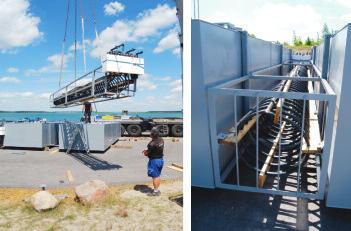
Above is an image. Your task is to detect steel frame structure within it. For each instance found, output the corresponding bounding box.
[50,65,137,108]
[208,63,336,199]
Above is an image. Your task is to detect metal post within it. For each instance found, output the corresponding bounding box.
[241,31,249,113]
[91,70,95,96]
[234,95,240,185]
[297,99,306,193]
[65,86,68,104]
[322,35,331,80]
[277,95,283,190]
[255,96,259,188]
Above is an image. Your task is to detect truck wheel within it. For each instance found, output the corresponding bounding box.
[127,124,142,136]
[121,125,126,136]
[155,125,169,137]
[171,124,183,137]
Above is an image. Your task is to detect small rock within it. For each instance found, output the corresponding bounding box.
[75,180,109,205]
[29,191,59,212]
[115,205,128,217]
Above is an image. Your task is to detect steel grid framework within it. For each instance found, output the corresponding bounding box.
[208,63,336,199]
[50,66,137,108]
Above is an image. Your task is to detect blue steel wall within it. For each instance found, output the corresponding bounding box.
[191,20,242,188]
[191,20,292,188]
[325,24,351,209]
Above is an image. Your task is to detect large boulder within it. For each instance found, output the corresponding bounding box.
[29,191,59,212]
[75,180,109,205]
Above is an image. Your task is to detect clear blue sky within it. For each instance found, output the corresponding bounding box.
[0,0,181,112]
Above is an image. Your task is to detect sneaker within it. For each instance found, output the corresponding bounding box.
[148,190,161,196]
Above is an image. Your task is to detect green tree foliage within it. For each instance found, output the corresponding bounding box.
[322,23,330,39]
[287,23,332,49]
[305,37,312,46]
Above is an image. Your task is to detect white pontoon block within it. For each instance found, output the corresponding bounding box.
[4,122,59,148]
[59,122,121,152]
[102,54,144,75]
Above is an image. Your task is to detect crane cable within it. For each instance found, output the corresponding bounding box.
[89,0,102,65]
[79,0,87,73]
[74,0,77,83]
[59,0,70,87]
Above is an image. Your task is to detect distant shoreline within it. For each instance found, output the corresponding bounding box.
[0,110,182,113]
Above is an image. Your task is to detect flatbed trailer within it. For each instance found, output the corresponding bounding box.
[94,115,183,137]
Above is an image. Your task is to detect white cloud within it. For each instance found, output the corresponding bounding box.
[0,91,52,111]
[68,39,92,52]
[7,67,19,73]
[138,74,157,90]
[336,0,351,8]
[172,47,180,55]
[245,3,322,43]
[170,79,182,92]
[25,52,72,76]
[203,2,323,43]
[38,92,51,99]
[0,0,42,51]
[104,1,125,16]
[159,76,172,81]
[91,4,177,57]
[0,91,34,98]
[0,77,21,84]
[154,28,179,54]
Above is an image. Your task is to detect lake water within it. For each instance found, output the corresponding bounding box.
[0,111,182,122]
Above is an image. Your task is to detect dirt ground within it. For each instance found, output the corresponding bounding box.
[0,179,183,231]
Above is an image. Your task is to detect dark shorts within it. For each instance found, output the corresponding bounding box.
[147,158,164,178]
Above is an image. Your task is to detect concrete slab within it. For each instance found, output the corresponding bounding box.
[0,138,182,188]
[192,187,351,231]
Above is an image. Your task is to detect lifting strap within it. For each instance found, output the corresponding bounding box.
[59,0,71,87]
[79,0,87,73]
[89,0,103,65]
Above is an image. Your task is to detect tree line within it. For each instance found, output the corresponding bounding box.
[284,23,332,47]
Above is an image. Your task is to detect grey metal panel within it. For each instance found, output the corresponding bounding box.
[325,24,351,209]
[4,123,59,148]
[315,43,324,72]
[191,20,242,188]
[59,122,120,152]
[282,47,291,62]
[247,37,281,72]
[200,21,242,86]
[247,37,282,93]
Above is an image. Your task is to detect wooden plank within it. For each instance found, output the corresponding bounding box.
[302,139,321,154]
[274,80,292,124]
[273,66,299,124]
[168,165,183,172]
[66,170,74,183]
[219,116,259,144]
[111,144,133,149]
[302,80,322,154]
[259,121,287,188]
[172,163,183,169]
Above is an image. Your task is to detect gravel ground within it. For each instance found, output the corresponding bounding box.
[0,180,183,231]
[0,137,182,188]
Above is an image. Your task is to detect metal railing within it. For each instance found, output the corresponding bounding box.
[208,63,336,199]
[50,65,137,108]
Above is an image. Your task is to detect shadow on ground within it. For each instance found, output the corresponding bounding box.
[68,152,122,170]
[170,194,183,207]
[192,187,351,231]
[133,184,153,193]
